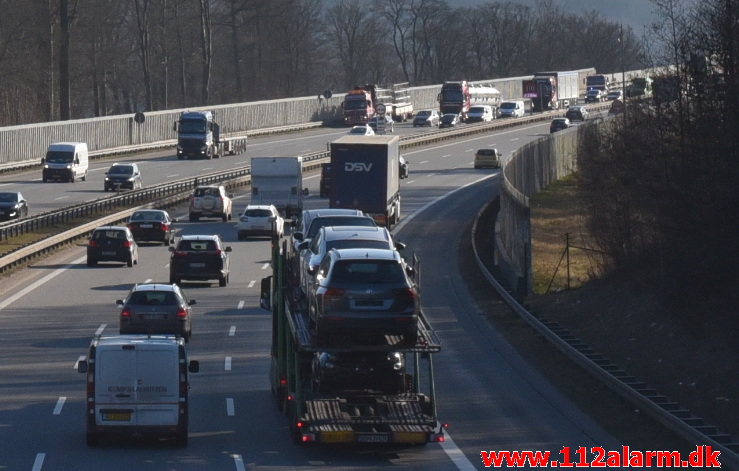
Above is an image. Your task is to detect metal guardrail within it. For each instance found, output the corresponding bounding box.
[471,199,739,469]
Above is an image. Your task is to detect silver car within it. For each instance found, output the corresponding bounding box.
[299,225,404,296]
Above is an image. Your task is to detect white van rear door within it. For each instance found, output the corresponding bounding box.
[134,346,179,426]
[95,347,138,425]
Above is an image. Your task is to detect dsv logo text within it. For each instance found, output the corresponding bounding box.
[344,162,373,172]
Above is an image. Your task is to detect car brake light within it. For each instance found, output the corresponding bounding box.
[121,307,131,318]
[160,223,169,231]
[88,240,97,247]
[122,241,132,247]
[393,288,417,299]
[324,287,346,297]
[176,308,187,318]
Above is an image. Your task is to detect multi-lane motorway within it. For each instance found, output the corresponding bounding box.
[1,119,637,470]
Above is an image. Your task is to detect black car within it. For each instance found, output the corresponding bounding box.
[565,106,589,122]
[312,351,406,394]
[87,226,139,267]
[308,248,419,345]
[550,118,571,133]
[0,191,28,221]
[117,283,195,341]
[127,209,176,245]
[319,163,331,198]
[169,234,231,286]
[104,163,142,191]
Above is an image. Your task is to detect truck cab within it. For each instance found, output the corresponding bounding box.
[174,111,221,159]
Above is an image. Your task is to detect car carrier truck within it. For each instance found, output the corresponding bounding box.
[260,239,445,445]
[329,135,401,229]
[173,110,247,159]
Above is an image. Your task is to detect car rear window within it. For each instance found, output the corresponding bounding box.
[330,260,406,284]
[194,188,219,197]
[178,240,217,251]
[245,209,273,218]
[307,217,375,238]
[327,240,389,251]
[93,230,127,240]
[129,291,177,305]
[477,149,495,156]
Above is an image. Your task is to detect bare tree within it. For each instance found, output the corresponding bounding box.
[197,0,214,105]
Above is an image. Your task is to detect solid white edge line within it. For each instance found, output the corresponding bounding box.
[229,325,236,336]
[225,357,232,371]
[32,453,45,471]
[0,256,86,311]
[53,397,66,415]
[226,398,235,416]
[439,428,478,470]
[232,454,246,471]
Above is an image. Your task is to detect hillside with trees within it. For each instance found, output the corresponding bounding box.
[0,0,645,125]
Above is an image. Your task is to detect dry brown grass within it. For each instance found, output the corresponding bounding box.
[529,175,605,293]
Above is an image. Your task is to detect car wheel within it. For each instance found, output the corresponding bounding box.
[189,214,199,222]
[174,430,188,447]
[219,275,227,287]
[87,258,97,267]
[86,432,100,447]
[170,276,180,285]
[127,257,134,267]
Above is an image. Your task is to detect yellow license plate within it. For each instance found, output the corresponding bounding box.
[320,430,354,443]
[392,431,427,444]
[102,412,131,421]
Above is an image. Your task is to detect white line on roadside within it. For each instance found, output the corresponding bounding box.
[0,256,85,311]
[440,428,478,470]
[166,174,180,178]
[237,301,244,309]
[420,160,429,164]
[247,280,255,288]
[226,398,235,416]
[32,453,45,471]
[261,263,269,269]
[144,278,152,283]
[442,154,451,158]
[225,357,232,371]
[54,196,70,200]
[95,324,106,336]
[53,397,66,415]
[232,454,246,471]
[229,326,236,336]
[74,355,86,369]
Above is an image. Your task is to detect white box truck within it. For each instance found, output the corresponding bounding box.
[77,335,199,447]
[250,156,308,218]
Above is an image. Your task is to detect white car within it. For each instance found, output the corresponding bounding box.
[348,125,375,136]
[237,204,284,240]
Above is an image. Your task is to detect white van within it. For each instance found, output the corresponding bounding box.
[466,105,494,123]
[42,141,89,183]
[498,100,525,118]
[78,335,199,447]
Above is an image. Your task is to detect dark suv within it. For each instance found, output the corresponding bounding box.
[308,248,419,346]
[169,234,232,286]
[104,163,142,191]
[117,283,195,341]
